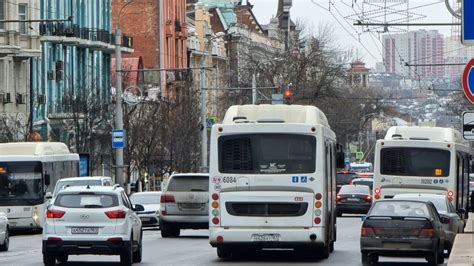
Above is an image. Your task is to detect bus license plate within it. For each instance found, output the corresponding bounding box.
[251,234,280,242]
[71,227,99,234]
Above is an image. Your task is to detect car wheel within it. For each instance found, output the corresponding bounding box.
[120,234,133,266]
[426,250,438,265]
[437,249,444,264]
[43,252,56,266]
[133,230,143,263]
[0,227,9,251]
[57,253,68,264]
[319,243,330,259]
[217,247,231,259]
[171,227,180,238]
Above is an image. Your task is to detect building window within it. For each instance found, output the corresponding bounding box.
[0,0,5,30]
[18,4,28,34]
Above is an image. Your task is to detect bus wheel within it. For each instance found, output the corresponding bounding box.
[329,241,334,253]
[320,243,330,259]
[217,247,231,259]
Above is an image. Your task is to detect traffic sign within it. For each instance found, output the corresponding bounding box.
[462,111,474,140]
[462,0,474,45]
[462,59,474,103]
[112,129,126,149]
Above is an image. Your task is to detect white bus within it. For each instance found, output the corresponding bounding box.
[0,142,79,229]
[209,105,343,259]
[373,126,471,214]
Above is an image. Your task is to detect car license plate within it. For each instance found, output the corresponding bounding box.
[347,198,360,201]
[71,227,99,234]
[140,217,151,222]
[383,242,410,248]
[251,234,280,242]
[180,203,201,209]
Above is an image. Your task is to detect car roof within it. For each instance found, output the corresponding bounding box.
[130,191,162,196]
[171,173,209,178]
[340,184,370,189]
[57,185,122,194]
[57,176,112,182]
[374,199,432,205]
[352,178,373,181]
[393,193,446,200]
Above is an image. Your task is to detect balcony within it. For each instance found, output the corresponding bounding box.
[39,22,134,52]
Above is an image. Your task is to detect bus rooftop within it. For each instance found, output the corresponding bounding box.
[384,126,466,144]
[0,142,73,156]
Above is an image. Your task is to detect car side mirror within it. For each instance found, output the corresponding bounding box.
[440,216,450,224]
[45,174,51,186]
[133,204,145,212]
[457,208,467,216]
[45,192,52,200]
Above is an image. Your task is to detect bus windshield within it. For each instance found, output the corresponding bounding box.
[0,161,44,205]
[380,148,450,177]
[218,134,316,174]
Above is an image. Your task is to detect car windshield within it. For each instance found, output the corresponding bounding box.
[337,172,358,185]
[219,134,316,174]
[130,193,161,205]
[380,147,450,177]
[352,180,373,189]
[394,196,447,212]
[0,161,44,205]
[167,176,209,192]
[370,201,432,218]
[53,180,102,197]
[55,193,118,208]
[339,185,370,194]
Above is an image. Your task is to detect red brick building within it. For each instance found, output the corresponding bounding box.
[112,0,187,95]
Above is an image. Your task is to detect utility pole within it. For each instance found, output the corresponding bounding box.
[252,73,257,104]
[159,0,165,96]
[200,45,208,173]
[115,24,125,188]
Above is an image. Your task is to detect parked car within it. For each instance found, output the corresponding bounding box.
[393,193,465,255]
[350,177,374,190]
[42,185,144,265]
[159,173,209,238]
[336,171,358,193]
[0,211,8,251]
[49,176,113,199]
[336,184,372,217]
[130,191,162,227]
[360,200,447,265]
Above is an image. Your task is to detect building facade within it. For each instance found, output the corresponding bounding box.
[112,0,187,97]
[32,0,132,142]
[0,0,41,141]
[383,30,444,79]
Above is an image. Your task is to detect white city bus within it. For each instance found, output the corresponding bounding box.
[0,142,79,229]
[373,126,471,213]
[209,105,343,259]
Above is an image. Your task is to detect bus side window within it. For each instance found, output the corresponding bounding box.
[43,162,54,192]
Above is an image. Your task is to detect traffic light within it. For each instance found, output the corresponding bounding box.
[283,88,293,104]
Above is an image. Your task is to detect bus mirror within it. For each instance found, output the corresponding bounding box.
[336,152,345,169]
[45,192,52,199]
[45,174,51,186]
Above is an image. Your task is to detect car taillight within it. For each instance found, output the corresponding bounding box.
[46,209,65,219]
[419,228,434,238]
[160,194,175,203]
[374,187,381,199]
[361,227,375,236]
[47,237,62,241]
[364,195,372,202]
[448,190,454,201]
[105,209,126,219]
[336,194,343,201]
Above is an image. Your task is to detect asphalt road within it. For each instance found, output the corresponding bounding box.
[0,216,447,266]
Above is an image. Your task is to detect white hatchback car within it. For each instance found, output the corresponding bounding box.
[130,191,162,227]
[0,211,8,251]
[42,185,144,265]
[160,173,209,237]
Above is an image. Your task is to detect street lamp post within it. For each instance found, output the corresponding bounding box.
[115,1,135,188]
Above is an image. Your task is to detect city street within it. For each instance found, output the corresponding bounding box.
[0,216,446,266]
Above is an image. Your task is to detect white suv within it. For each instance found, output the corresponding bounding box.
[160,173,209,237]
[42,185,144,265]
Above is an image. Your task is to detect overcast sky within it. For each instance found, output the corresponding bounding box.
[252,0,456,68]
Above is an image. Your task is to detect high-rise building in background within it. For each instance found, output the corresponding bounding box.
[383,30,444,79]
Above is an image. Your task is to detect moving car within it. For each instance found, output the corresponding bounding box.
[160,173,209,238]
[350,177,374,189]
[0,211,8,251]
[393,193,465,255]
[42,185,144,265]
[336,185,372,217]
[130,191,162,227]
[50,176,113,199]
[360,200,447,265]
[336,171,358,193]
